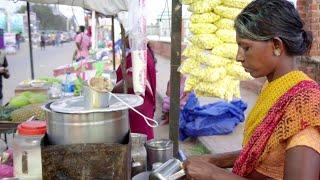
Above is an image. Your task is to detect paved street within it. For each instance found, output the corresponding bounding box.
[3,42,75,103]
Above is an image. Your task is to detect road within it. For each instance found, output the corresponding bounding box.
[3,42,75,103]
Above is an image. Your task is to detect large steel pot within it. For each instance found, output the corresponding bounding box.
[43,95,143,145]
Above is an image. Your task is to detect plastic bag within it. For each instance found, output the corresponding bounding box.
[132,50,147,95]
[215,18,234,30]
[179,92,247,140]
[222,0,252,9]
[189,23,218,35]
[212,43,238,59]
[214,5,242,19]
[190,34,223,50]
[190,13,220,24]
[189,0,221,13]
[216,29,236,43]
[128,0,148,95]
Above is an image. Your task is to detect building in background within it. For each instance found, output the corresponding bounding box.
[296,0,320,83]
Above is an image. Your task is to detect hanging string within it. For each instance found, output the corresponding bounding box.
[108,92,159,128]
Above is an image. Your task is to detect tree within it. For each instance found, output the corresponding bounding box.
[16,5,67,31]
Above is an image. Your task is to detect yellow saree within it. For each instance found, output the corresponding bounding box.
[233,71,320,177]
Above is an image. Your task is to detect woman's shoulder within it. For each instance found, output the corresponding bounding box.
[277,86,320,140]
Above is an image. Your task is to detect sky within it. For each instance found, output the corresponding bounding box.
[0,0,297,26]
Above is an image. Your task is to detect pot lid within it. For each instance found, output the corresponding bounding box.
[50,94,143,114]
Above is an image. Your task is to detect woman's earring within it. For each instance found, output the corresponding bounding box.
[274,49,281,56]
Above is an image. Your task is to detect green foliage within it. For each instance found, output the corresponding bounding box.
[16,5,67,31]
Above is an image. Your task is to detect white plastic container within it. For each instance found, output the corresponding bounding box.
[12,121,46,180]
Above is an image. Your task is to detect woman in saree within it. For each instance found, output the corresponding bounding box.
[113,35,157,140]
[184,0,320,179]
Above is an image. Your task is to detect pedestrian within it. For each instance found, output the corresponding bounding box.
[75,26,91,62]
[112,34,157,140]
[184,0,320,179]
[15,32,21,50]
[55,32,61,47]
[40,32,46,51]
[0,29,10,105]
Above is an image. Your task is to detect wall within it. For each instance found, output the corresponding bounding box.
[297,0,320,83]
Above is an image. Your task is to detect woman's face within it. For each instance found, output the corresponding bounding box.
[236,36,279,78]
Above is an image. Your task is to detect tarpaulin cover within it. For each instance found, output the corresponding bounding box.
[22,0,128,16]
[179,92,247,141]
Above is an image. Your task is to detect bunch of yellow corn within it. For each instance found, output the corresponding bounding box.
[215,18,234,30]
[212,43,238,59]
[188,0,221,13]
[216,29,236,43]
[189,23,218,34]
[222,0,251,9]
[190,13,220,23]
[214,6,242,19]
[190,34,223,49]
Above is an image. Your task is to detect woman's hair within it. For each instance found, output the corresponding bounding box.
[235,0,313,56]
[79,26,85,33]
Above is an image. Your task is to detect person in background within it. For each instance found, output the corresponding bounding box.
[112,34,157,140]
[0,29,10,105]
[75,26,91,62]
[184,0,320,179]
[40,32,46,51]
[55,32,61,47]
[15,32,21,50]
[161,76,190,125]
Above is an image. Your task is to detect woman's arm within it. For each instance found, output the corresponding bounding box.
[112,76,133,93]
[284,146,320,180]
[187,150,241,168]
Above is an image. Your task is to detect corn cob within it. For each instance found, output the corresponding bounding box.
[216,29,236,43]
[190,13,220,24]
[212,43,238,59]
[189,23,218,34]
[190,34,223,50]
[189,0,221,13]
[215,18,234,30]
[214,5,242,19]
[222,0,251,9]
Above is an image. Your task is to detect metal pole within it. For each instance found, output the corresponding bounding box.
[112,16,116,70]
[120,24,127,93]
[91,11,96,50]
[27,2,35,79]
[169,0,182,157]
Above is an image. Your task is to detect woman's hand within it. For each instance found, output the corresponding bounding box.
[187,150,241,168]
[184,158,230,180]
